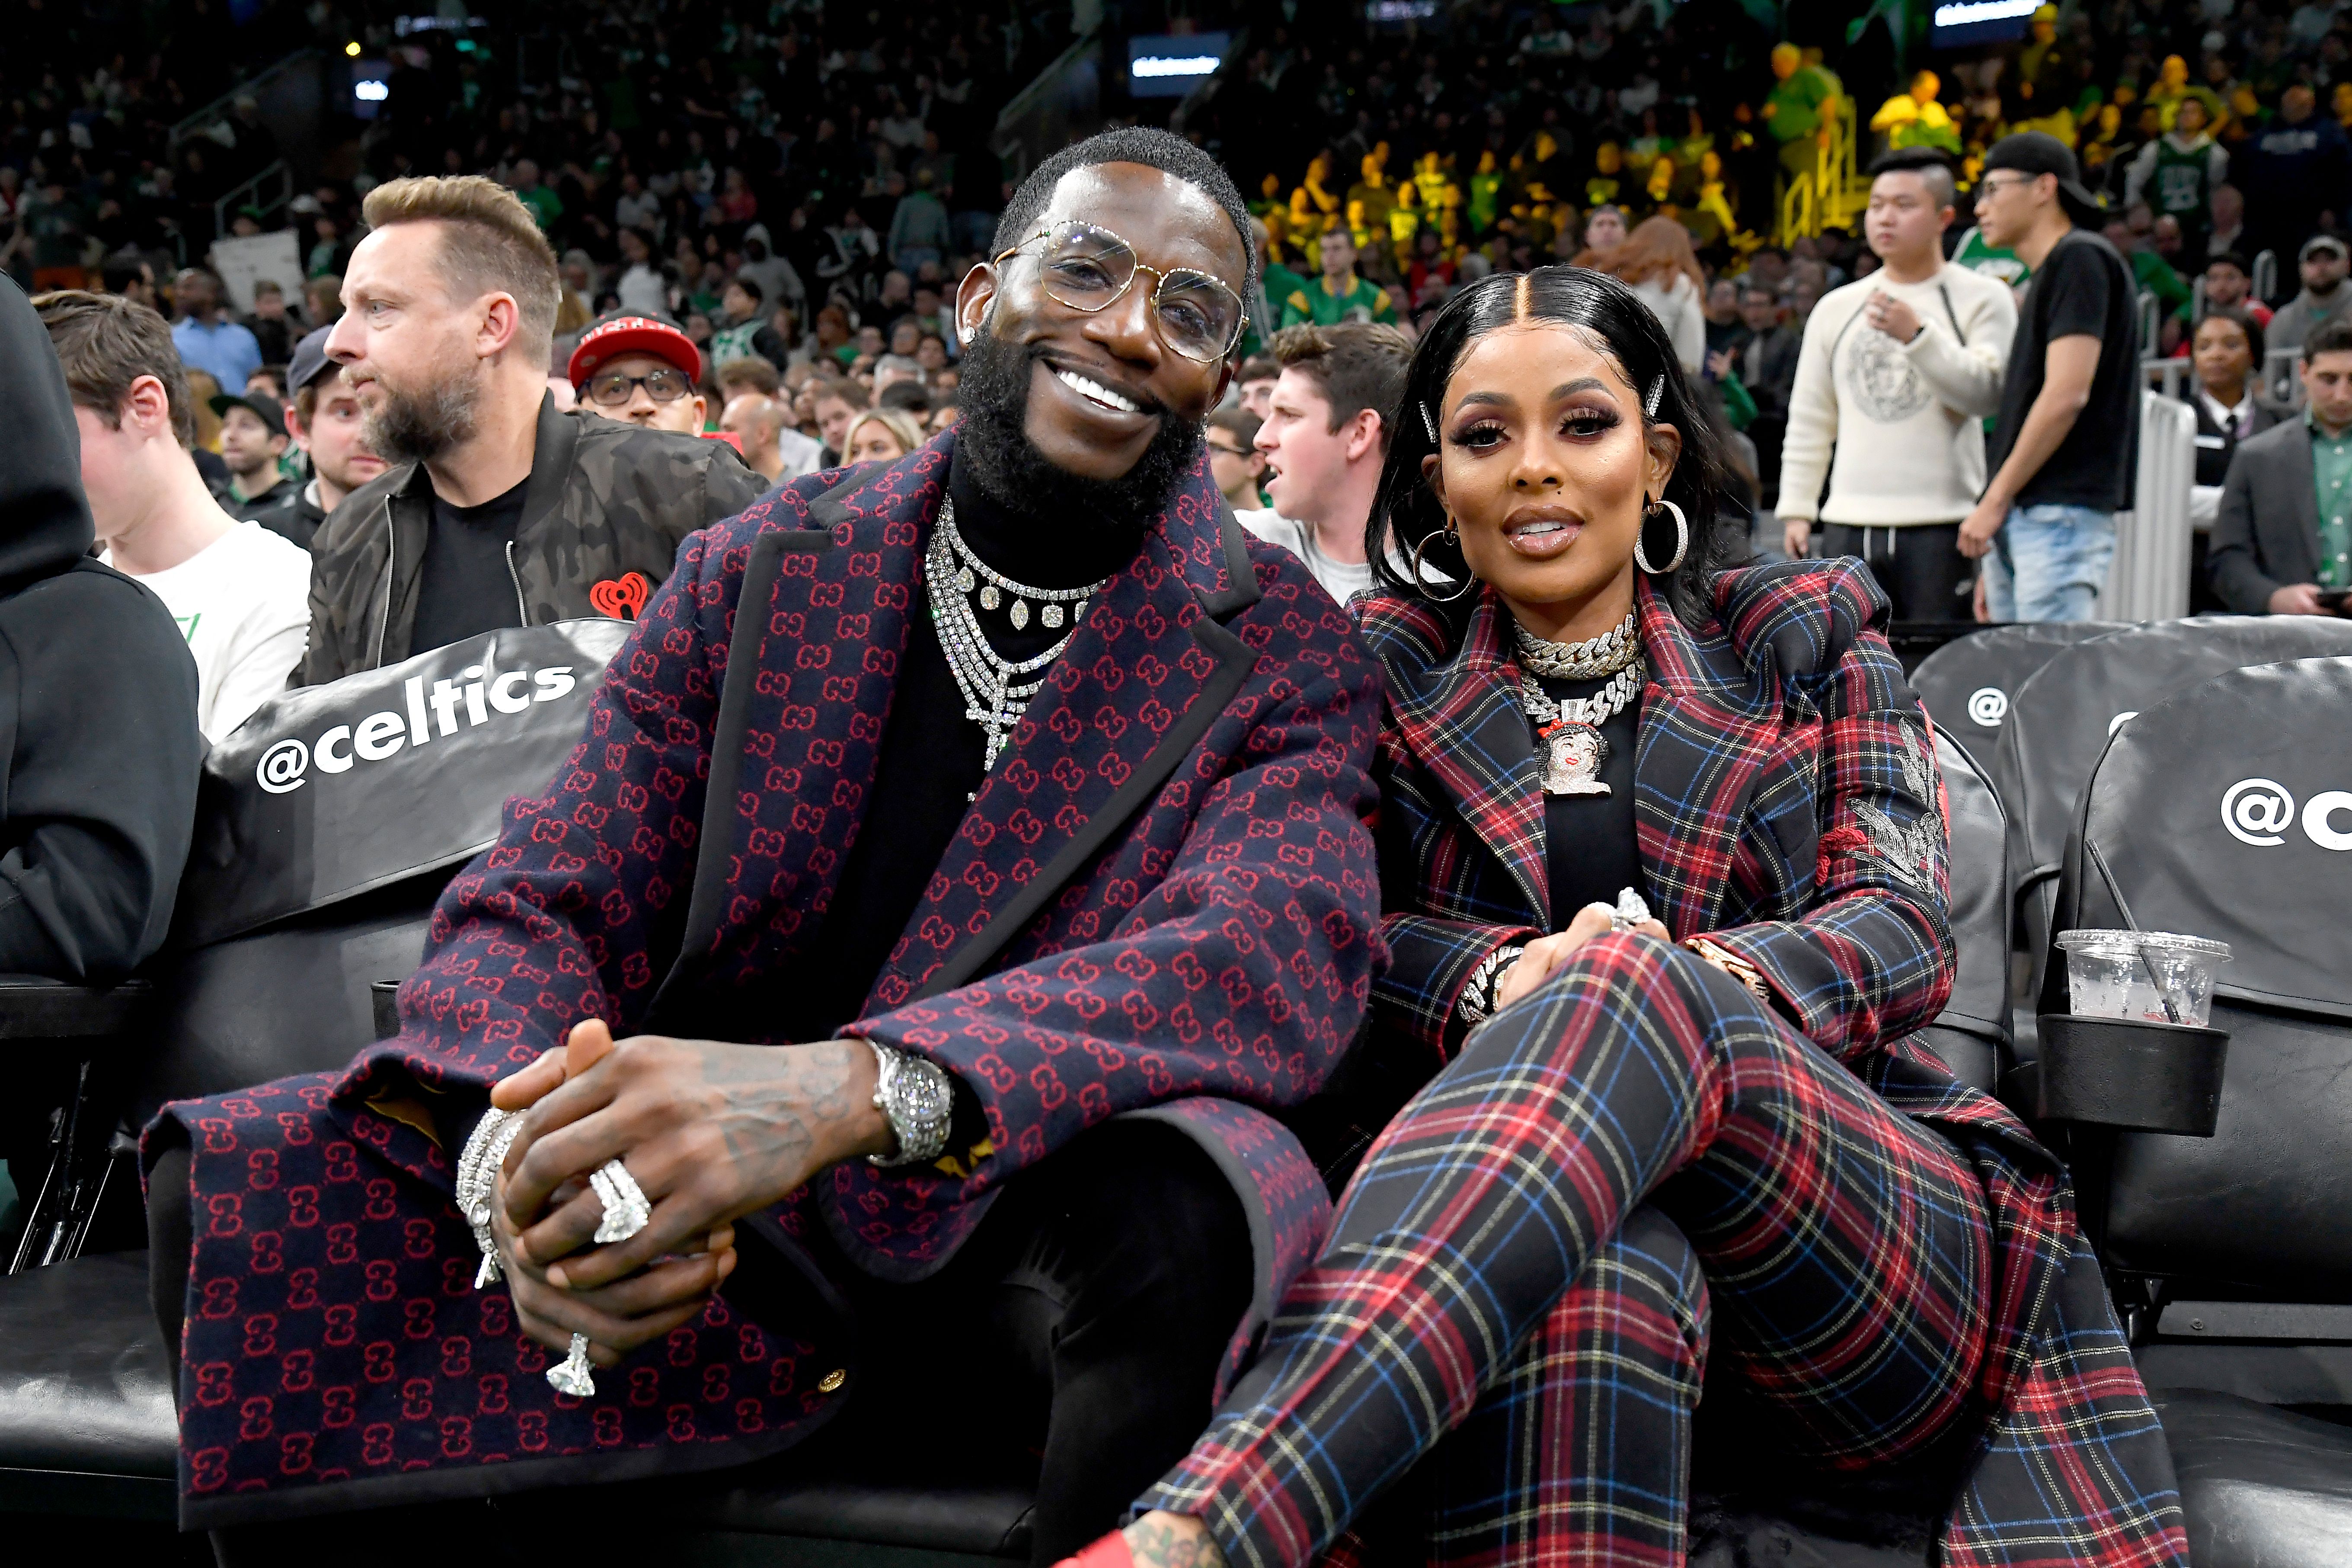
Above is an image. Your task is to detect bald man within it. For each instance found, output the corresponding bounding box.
[720,392,789,484]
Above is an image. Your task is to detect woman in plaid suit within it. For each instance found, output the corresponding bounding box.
[1061,269,2187,1568]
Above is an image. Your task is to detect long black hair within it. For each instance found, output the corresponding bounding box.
[1365,266,1744,628]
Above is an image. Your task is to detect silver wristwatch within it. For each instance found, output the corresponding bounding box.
[866,1041,954,1168]
[1457,943,1527,1026]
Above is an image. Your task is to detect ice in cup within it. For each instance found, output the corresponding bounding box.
[2055,929,2233,1028]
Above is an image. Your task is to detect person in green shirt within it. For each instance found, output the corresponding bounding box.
[1764,42,1840,181]
[1280,228,1396,328]
[1952,224,2029,287]
[1240,217,1312,358]
[510,159,564,230]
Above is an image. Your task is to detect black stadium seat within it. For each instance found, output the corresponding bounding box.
[1908,620,2126,775]
[0,623,630,1530]
[1914,733,2009,1095]
[1988,617,2352,1017]
[2040,656,2352,1564]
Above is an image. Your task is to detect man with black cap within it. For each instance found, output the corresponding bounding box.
[2265,233,2352,362]
[210,386,297,517]
[244,324,389,549]
[1960,131,2140,622]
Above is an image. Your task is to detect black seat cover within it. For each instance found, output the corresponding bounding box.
[2154,1389,2352,1567]
[1913,734,2009,1094]
[0,1252,174,1515]
[1909,620,2126,772]
[2051,658,2352,1289]
[1992,618,2352,987]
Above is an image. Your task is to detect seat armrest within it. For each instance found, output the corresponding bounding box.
[0,977,151,1041]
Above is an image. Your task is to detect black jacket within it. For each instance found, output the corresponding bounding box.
[240,478,328,551]
[0,279,201,979]
[299,395,770,685]
[2189,392,2282,489]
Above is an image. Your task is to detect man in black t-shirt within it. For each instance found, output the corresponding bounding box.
[298,176,764,683]
[1963,133,2140,623]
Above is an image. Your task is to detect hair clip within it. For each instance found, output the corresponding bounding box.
[1644,375,1665,419]
[1420,401,1438,443]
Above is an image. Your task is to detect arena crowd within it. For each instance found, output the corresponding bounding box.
[0,0,2349,1562]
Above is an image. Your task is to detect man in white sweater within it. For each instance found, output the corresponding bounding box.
[1779,149,2017,620]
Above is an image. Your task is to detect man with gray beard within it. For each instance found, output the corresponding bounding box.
[298,176,765,684]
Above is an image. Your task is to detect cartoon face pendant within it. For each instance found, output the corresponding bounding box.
[1541,723,1611,797]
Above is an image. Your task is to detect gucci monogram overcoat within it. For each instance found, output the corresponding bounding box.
[150,434,1384,1525]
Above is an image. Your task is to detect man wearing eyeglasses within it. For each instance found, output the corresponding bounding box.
[294,177,766,684]
[568,313,710,437]
[148,129,1381,1559]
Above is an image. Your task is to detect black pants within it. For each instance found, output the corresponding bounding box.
[1819,523,1976,622]
[150,1118,1250,1566]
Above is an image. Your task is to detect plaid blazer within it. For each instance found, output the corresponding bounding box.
[150,434,1382,1525]
[1355,563,2186,1567]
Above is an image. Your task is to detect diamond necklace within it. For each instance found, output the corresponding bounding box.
[926,498,1112,776]
[942,500,1102,631]
[1510,614,1645,798]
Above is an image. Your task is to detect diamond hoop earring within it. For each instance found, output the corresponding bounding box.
[1411,523,1476,603]
[1633,497,1689,575]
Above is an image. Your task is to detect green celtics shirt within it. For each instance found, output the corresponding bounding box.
[1281,273,1396,328]
[1952,226,2029,288]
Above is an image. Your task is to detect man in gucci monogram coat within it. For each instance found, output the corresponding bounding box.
[146,129,1383,1560]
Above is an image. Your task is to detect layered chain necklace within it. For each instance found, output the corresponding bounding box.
[1511,613,1645,797]
[925,497,1111,776]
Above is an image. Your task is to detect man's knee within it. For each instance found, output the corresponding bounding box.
[1026,1120,1254,1329]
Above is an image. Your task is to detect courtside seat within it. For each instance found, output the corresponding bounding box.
[1915,734,2008,1095]
[1989,616,2352,1047]
[1908,620,2125,792]
[2154,1390,2352,1565]
[2039,656,2352,1565]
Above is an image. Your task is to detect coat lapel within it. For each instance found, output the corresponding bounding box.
[868,454,1263,1009]
[1382,591,1550,927]
[647,450,934,1028]
[1630,575,1786,940]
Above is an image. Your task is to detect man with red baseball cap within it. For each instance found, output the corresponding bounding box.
[568,312,709,437]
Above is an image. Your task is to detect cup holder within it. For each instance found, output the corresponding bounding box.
[2034,1013,2229,1137]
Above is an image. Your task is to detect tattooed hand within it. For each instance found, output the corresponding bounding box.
[495,1019,892,1301]
[1123,1513,1225,1568]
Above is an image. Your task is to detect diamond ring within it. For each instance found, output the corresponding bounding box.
[588,1159,651,1245]
[548,1332,596,1397]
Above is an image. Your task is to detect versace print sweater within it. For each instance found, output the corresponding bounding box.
[1775,263,2018,526]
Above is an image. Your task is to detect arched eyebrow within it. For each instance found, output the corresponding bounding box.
[1452,377,1614,413]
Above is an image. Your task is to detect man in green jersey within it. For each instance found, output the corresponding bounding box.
[1952,224,2031,287]
[1279,228,1396,327]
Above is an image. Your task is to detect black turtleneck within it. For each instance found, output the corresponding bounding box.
[768,450,1150,1044]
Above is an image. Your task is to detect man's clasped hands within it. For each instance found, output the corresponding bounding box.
[481,1022,895,1368]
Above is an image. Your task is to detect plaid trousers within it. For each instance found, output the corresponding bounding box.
[1140,932,1995,1568]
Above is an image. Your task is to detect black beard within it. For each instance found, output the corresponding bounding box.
[952,323,1205,527]
[363,371,481,466]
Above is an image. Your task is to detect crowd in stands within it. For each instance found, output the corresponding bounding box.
[0,0,2349,857]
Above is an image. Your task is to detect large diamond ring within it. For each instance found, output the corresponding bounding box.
[589,1159,651,1245]
[547,1332,596,1397]
[1612,887,1652,932]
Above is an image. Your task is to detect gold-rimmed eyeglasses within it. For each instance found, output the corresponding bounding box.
[994,220,1249,364]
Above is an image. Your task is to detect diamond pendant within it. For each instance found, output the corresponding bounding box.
[1540,724,1611,796]
[978,584,1000,611]
[1009,598,1029,629]
[954,566,975,594]
[1041,602,1064,629]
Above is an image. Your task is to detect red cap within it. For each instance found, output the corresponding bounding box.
[568,315,703,388]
